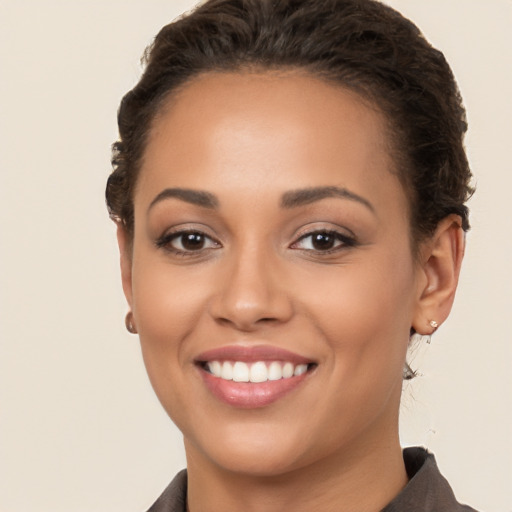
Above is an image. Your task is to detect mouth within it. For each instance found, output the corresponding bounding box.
[195,345,317,408]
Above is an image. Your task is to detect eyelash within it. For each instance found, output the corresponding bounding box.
[155,228,357,257]
[291,229,357,254]
[155,230,220,257]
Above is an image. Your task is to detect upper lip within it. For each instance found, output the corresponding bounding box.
[195,344,314,364]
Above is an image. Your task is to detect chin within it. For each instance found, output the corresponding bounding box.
[182,416,340,479]
[199,445,308,478]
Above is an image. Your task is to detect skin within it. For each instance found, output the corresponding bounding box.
[118,72,464,512]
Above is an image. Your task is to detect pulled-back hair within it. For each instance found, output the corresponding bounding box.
[106,0,473,245]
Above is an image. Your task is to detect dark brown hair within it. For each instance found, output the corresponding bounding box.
[106,0,473,245]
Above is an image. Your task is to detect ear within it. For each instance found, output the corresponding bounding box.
[412,215,465,335]
[117,223,134,308]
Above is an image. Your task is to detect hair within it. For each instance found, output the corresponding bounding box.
[106,0,473,248]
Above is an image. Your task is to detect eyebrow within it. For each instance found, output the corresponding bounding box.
[148,185,374,214]
[148,188,219,211]
[280,186,375,213]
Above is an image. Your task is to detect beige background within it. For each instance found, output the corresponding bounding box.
[1,1,510,510]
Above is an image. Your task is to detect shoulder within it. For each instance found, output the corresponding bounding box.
[381,447,479,512]
[144,448,480,512]
[146,469,187,512]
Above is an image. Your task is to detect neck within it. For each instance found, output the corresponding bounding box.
[185,432,407,512]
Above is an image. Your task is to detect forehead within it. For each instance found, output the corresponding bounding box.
[137,71,406,216]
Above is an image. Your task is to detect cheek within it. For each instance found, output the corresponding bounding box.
[132,244,211,331]
[130,255,212,391]
[130,265,218,434]
[301,249,417,369]
[295,252,417,437]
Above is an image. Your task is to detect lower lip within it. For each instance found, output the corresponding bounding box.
[200,368,311,408]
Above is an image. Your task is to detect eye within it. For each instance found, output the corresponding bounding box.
[156,230,220,254]
[291,230,355,253]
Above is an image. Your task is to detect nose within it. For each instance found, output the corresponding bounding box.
[208,248,294,331]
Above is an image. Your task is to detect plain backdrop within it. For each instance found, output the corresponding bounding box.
[1,1,511,511]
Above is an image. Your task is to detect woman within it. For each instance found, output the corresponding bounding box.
[106,0,476,510]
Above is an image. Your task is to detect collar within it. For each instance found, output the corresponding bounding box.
[146,447,477,512]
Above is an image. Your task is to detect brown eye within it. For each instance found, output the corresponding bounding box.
[179,232,206,251]
[310,232,336,250]
[157,230,220,254]
[292,230,356,253]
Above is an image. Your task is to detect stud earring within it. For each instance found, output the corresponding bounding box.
[125,311,138,334]
[429,320,439,332]
[425,320,439,344]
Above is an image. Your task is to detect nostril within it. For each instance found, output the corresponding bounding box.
[208,276,295,330]
[214,314,281,333]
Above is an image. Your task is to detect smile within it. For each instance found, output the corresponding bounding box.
[205,360,310,382]
[196,345,316,408]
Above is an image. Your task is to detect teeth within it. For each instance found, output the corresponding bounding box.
[282,362,294,379]
[221,361,233,380]
[233,361,250,382]
[209,361,222,377]
[249,361,268,383]
[294,364,308,376]
[268,361,283,381]
[205,360,310,382]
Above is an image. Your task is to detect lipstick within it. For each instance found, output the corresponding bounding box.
[195,345,315,408]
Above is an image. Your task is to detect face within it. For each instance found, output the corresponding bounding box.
[121,72,428,476]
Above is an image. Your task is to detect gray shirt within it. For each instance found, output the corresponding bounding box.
[146,447,478,512]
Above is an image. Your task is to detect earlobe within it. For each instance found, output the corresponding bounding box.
[412,215,465,334]
[116,223,134,308]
